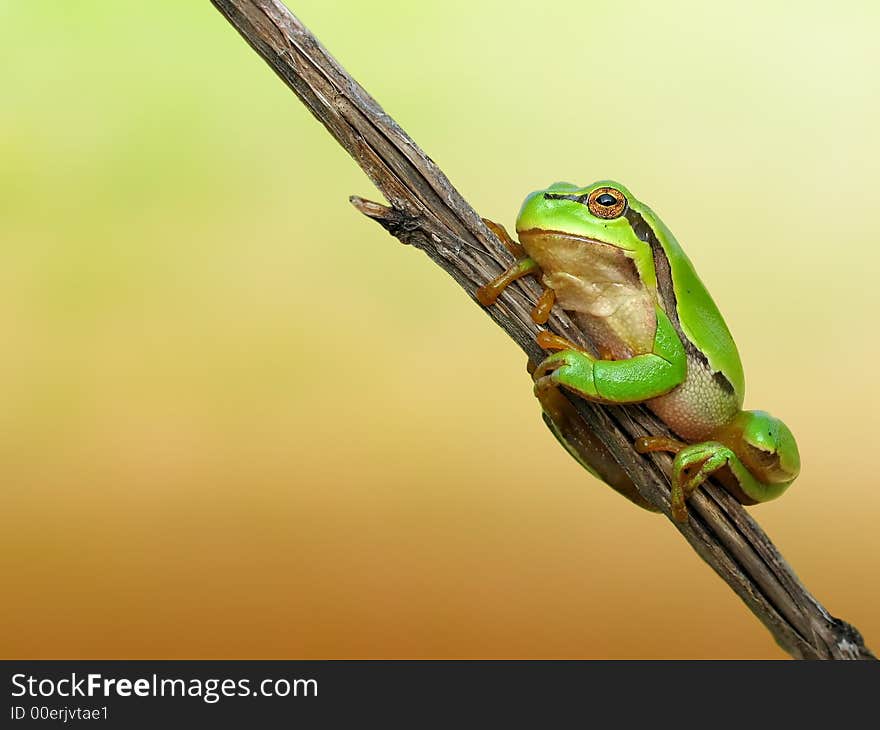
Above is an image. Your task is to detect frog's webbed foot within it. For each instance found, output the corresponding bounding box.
[671,443,733,522]
[536,330,583,353]
[532,348,598,402]
[635,438,732,522]
[532,352,568,397]
[476,219,556,324]
[634,436,688,456]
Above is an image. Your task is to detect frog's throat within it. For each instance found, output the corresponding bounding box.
[517,228,634,254]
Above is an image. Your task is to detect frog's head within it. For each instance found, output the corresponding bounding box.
[515,180,658,300]
[517,180,631,233]
[516,180,649,244]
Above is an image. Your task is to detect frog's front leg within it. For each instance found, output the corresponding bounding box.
[531,287,556,325]
[476,257,539,307]
[533,307,687,404]
[483,217,526,259]
[476,219,556,325]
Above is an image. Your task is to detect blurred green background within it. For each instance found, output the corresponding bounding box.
[2,0,878,659]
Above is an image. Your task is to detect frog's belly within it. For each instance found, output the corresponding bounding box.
[566,307,738,442]
[546,271,656,359]
[647,354,739,441]
[530,235,738,440]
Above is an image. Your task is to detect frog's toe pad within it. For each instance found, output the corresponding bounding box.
[532,352,570,381]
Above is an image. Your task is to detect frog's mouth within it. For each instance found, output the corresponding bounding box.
[516,228,644,293]
[516,228,652,327]
[517,228,636,261]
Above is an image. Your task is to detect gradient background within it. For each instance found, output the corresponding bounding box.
[2,1,878,659]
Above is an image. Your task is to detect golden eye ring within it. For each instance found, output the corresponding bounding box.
[587,186,627,219]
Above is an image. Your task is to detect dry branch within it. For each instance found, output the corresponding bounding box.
[210,0,875,660]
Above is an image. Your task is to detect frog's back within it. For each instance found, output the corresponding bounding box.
[628,199,746,439]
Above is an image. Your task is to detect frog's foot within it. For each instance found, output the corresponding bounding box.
[482,218,525,258]
[536,330,583,353]
[669,442,731,522]
[477,219,556,323]
[531,287,556,324]
[475,257,539,307]
[532,349,598,402]
[636,437,729,521]
[634,435,687,455]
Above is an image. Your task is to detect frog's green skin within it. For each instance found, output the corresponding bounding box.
[485,180,800,521]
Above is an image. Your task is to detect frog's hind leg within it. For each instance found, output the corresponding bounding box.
[634,436,687,456]
[536,330,584,353]
[635,438,737,522]
[669,444,733,521]
[532,306,688,405]
[635,436,722,521]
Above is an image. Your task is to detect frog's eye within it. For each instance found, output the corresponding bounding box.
[587,187,627,219]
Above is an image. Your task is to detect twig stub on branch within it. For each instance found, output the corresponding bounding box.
[211,0,875,660]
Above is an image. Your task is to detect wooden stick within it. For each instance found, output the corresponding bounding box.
[209,0,875,660]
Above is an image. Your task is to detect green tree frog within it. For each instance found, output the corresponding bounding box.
[477,181,799,521]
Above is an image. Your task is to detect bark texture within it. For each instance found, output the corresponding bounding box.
[210,0,875,660]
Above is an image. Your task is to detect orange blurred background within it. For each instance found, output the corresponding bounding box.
[2,1,878,659]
